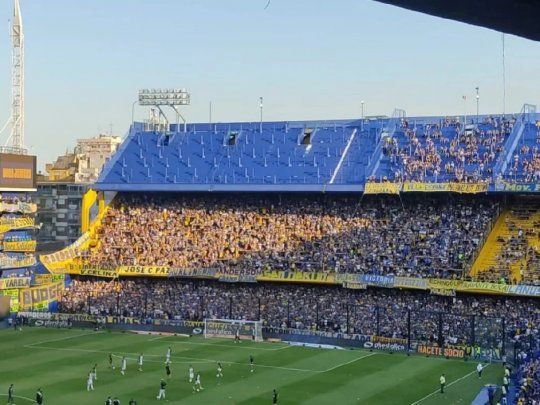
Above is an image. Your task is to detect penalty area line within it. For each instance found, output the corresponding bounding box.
[321,353,377,373]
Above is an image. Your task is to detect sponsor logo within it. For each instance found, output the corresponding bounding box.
[417,344,465,359]
[33,319,70,328]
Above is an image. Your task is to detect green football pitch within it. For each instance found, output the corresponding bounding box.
[0,328,503,404]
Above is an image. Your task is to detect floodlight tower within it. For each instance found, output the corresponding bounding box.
[138,89,190,132]
[10,0,25,154]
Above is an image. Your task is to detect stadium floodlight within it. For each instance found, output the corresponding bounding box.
[138,88,191,132]
[138,88,190,106]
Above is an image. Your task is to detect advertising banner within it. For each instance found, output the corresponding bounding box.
[0,153,36,190]
[417,344,466,359]
[365,336,407,352]
[493,183,540,193]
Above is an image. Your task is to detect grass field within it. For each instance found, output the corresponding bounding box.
[0,328,503,404]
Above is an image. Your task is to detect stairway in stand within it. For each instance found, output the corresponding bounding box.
[470,200,540,284]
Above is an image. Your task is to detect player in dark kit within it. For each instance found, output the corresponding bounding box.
[112,398,120,405]
[250,355,254,372]
[108,353,114,369]
[128,399,137,405]
[272,389,278,404]
[105,397,113,405]
[36,388,43,405]
[165,363,171,379]
[7,384,14,404]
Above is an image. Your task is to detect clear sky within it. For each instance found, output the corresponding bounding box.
[0,0,539,170]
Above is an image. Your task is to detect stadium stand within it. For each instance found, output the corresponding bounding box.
[370,115,513,183]
[28,109,539,405]
[84,193,496,279]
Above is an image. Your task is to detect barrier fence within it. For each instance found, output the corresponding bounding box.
[16,309,517,363]
[74,291,512,361]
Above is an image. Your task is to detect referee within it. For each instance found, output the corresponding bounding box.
[439,374,446,393]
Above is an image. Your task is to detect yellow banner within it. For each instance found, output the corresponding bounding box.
[0,277,31,289]
[428,279,510,294]
[80,267,118,278]
[117,266,171,277]
[364,182,401,195]
[402,182,488,194]
[0,217,35,234]
[19,281,64,310]
[449,183,488,194]
[257,270,335,284]
[3,240,36,252]
[33,274,65,286]
[0,288,19,312]
[40,232,91,273]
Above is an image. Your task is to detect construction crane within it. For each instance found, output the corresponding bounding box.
[1,0,26,155]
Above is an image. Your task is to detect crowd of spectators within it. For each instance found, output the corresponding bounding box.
[86,194,496,280]
[59,278,539,349]
[370,116,514,183]
[503,122,540,183]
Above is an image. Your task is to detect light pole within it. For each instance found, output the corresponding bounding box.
[475,87,479,124]
[209,101,212,126]
[131,99,138,127]
[361,100,364,119]
[463,95,467,127]
[259,97,263,134]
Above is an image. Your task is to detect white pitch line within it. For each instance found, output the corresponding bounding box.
[25,330,103,347]
[25,343,322,373]
[111,354,211,365]
[0,393,35,403]
[160,339,289,351]
[321,353,377,372]
[410,365,489,405]
[148,335,169,341]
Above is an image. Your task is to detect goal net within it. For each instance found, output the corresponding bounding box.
[203,319,263,342]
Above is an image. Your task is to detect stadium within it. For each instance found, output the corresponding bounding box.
[0,1,539,405]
